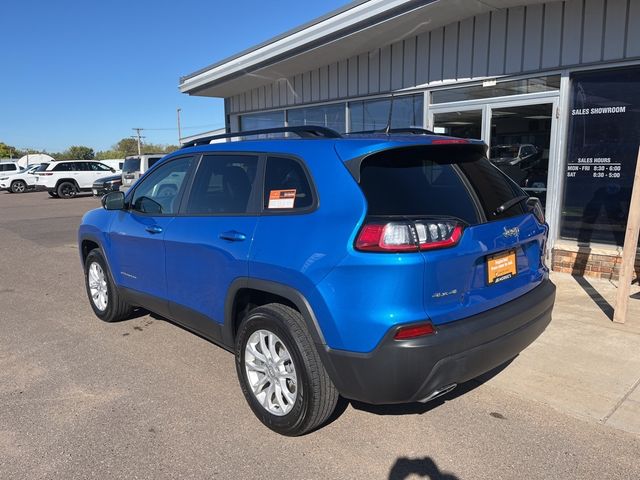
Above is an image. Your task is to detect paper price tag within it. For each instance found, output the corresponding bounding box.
[268,189,296,209]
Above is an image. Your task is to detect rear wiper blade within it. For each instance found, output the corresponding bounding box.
[493,195,529,216]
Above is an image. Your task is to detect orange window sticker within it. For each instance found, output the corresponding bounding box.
[268,189,296,209]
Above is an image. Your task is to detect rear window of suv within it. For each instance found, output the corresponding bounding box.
[359,145,527,224]
[123,158,141,172]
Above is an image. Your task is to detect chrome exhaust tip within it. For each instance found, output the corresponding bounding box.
[418,383,457,403]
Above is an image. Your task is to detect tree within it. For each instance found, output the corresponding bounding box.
[115,138,139,156]
[0,142,17,158]
[63,145,95,160]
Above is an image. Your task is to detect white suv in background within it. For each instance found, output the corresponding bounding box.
[0,163,48,193]
[0,161,23,177]
[121,154,164,188]
[35,160,119,198]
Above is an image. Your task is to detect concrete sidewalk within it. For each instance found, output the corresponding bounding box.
[481,271,640,436]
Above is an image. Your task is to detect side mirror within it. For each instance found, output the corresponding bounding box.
[102,191,125,210]
[110,168,116,173]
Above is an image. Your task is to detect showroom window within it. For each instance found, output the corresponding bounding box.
[287,103,346,133]
[431,76,560,104]
[349,94,423,132]
[239,110,285,137]
[560,66,640,246]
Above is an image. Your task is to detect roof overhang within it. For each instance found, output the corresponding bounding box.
[180,0,545,98]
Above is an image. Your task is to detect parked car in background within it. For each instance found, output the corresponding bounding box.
[79,126,555,436]
[35,160,118,198]
[92,174,122,197]
[490,144,541,168]
[121,154,164,188]
[0,161,23,177]
[0,163,49,193]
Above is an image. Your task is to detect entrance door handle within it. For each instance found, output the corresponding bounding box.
[219,230,246,242]
[145,225,163,234]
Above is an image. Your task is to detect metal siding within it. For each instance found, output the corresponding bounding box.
[338,59,349,98]
[442,23,459,81]
[295,74,304,104]
[319,65,329,101]
[280,79,288,107]
[628,0,640,57]
[302,71,311,103]
[429,28,444,82]
[239,92,245,112]
[358,53,369,94]
[506,6,525,73]
[287,76,296,105]
[542,1,563,68]
[348,55,359,97]
[488,9,507,76]
[562,0,584,65]
[472,13,490,77]
[258,86,266,110]
[523,4,544,71]
[272,81,280,108]
[603,0,628,60]
[458,17,474,78]
[403,36,417,88]
[380,44,392,91]
[311,68,320,102]
[416,32,430,84]
[582,0,605,63]
[369,48,380,93]
[265,84,273,109]
[251,88,258,110]
[329,62,339,99]
[391,41,404,90]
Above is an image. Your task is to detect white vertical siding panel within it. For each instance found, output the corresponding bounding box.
[272,81,280,108]
[369,49,380,93]
[627,0,640,57]
[416,32,430,84]
[523,4,544,71]
[472,13,490,77]
[562,0,583,65]
[429,28,444,81]
[338,59,349,98]
[319,66,329,101]
[239,93,245,112]
[294,74,303,104]
[311,69,320,102]
[380,44,392,91]
[358,53,369,94]
[582,0,605,63]
[287,76,296,105]
[403,36,417,88]
[251,88,259,110]
[258,86,266,110]
[391,41,404,90]
[457,18,474,78]
[442,23,459,81]
[265,84,273,109]
[302,71,311,103]
[328,62,339,99]
[488,9,507,76]
[348,55,359,96]
[279,79,288,107]
[603,0,627,60]
[230,95,238,113]
[541,1,563,68]
[506,6,525,73]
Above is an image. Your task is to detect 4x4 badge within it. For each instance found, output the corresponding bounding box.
[503,226,520,238]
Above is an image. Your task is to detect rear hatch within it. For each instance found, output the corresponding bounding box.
[122,157,141,186]
[353,143,548,326]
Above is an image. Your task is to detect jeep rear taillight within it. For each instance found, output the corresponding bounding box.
[355,219,464,253]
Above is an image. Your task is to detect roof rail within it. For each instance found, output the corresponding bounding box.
[346,127,436,135]
[181,125,342,148]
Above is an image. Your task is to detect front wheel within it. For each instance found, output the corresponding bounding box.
[235,304,338,436]
[11,180,27,193]
[84,249,133,322]
[57,181,77,199]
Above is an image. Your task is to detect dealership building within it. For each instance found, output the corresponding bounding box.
[180,0,640,280]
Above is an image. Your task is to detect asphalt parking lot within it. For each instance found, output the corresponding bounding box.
[1,191,639,480]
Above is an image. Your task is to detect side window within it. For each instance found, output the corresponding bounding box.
[148,157,162,168]
[90,162,112,171]
[185,155,258,214]
[0,165,6,172]
[53,162,73,171]
[263,156,313,210]
[130,156,193,215]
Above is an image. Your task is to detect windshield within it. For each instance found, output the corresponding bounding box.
[35,164,49,172]
[123,158,141,172]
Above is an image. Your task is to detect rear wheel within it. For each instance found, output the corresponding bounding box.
[11,180,27,193]
[57,181,77,199]
[235,304,338,436]
[84,249,133,322]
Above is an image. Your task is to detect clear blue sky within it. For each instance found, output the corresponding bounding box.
[1,0,348,153]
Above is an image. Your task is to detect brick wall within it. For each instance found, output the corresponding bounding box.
[552,247,640,281]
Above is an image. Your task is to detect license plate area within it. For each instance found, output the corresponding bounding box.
[487,249,517,285]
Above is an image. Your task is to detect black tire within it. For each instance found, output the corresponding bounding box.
[84,249,133,322]
[48,191,59,197]
[11,180,27,194]
[235,303,338,436]
[57,181,78,199]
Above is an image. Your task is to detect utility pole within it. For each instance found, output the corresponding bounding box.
[132,128,145,155]
[177,108,182,145]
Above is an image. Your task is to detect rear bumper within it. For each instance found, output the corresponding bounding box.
[321,279,555,404]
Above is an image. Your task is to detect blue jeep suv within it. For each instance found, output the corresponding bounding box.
[78,126,555,436]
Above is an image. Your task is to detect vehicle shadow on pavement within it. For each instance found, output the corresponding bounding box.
[347,359,514,417]
[388,456,460,480]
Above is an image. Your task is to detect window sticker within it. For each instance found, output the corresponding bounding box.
[268,189,296,209]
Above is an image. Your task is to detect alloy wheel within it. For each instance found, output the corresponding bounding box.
[88,262,108,311]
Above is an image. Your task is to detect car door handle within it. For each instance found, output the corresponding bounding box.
[145,225,163,234]
[219,230,246,242]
